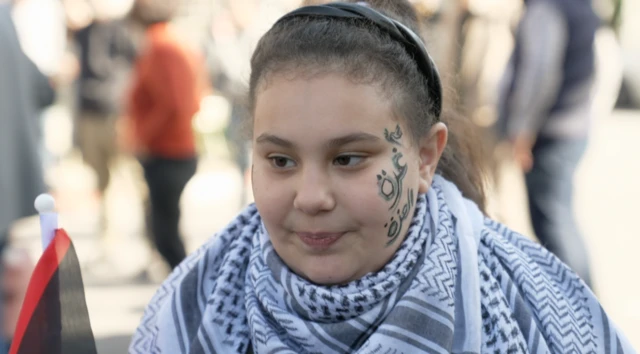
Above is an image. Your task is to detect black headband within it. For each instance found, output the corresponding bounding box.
[275,2,443,119]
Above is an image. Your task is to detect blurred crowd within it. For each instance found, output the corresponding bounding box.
[0,0,636,350]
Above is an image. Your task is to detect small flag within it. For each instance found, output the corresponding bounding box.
[9,195,97,354]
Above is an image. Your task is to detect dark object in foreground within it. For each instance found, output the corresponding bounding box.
[10,229,96,354]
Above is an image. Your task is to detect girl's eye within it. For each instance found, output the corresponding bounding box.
[333,155,365,167]
[269,156,296,169]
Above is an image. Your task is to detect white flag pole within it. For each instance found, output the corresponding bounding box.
[34,194,58,250]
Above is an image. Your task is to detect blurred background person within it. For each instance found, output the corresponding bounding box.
[592,0,624,120]
[0,0,55,267]
[496,0,600,288]
[10,0,67,171]
[0,2,55,351]
[68,0,137,239]
[205,0,262,207]
[10,0,67,82]
[126,0,208,271]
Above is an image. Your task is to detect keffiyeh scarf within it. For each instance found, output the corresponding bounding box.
[130,176,635,353]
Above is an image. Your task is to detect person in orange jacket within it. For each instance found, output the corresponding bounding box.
[126,0,208,270]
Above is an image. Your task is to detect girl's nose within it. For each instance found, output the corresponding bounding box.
[293,168,336,215]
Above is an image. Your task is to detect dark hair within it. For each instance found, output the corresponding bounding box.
[130,0,178,26]
[248,0,488,211]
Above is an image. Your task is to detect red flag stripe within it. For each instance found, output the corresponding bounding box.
[9,229,71,354]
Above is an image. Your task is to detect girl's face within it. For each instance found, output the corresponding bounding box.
[252,73,444,285]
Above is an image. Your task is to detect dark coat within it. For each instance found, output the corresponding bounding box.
[0,4,55,239]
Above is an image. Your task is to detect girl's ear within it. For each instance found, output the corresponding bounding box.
[417,122,448,194]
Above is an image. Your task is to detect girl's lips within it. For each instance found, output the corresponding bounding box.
[296,232,345,249]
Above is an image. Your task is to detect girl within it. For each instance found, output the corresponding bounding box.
[130,1,634,353]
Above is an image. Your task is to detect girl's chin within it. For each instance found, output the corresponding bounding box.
[301,273,355,286]
[294,260,364,286]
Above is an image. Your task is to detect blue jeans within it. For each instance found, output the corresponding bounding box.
[525,136,592,287]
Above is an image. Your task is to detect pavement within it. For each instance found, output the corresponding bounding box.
[8,109,640,352]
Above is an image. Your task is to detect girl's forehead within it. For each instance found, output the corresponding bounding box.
[253,74,397,132]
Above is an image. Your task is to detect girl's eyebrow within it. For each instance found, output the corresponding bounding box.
[255,134,294,148]
[255,132,382,149]
[326,132,381,148]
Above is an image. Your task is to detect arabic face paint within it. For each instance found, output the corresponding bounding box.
[377,124,417,247]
